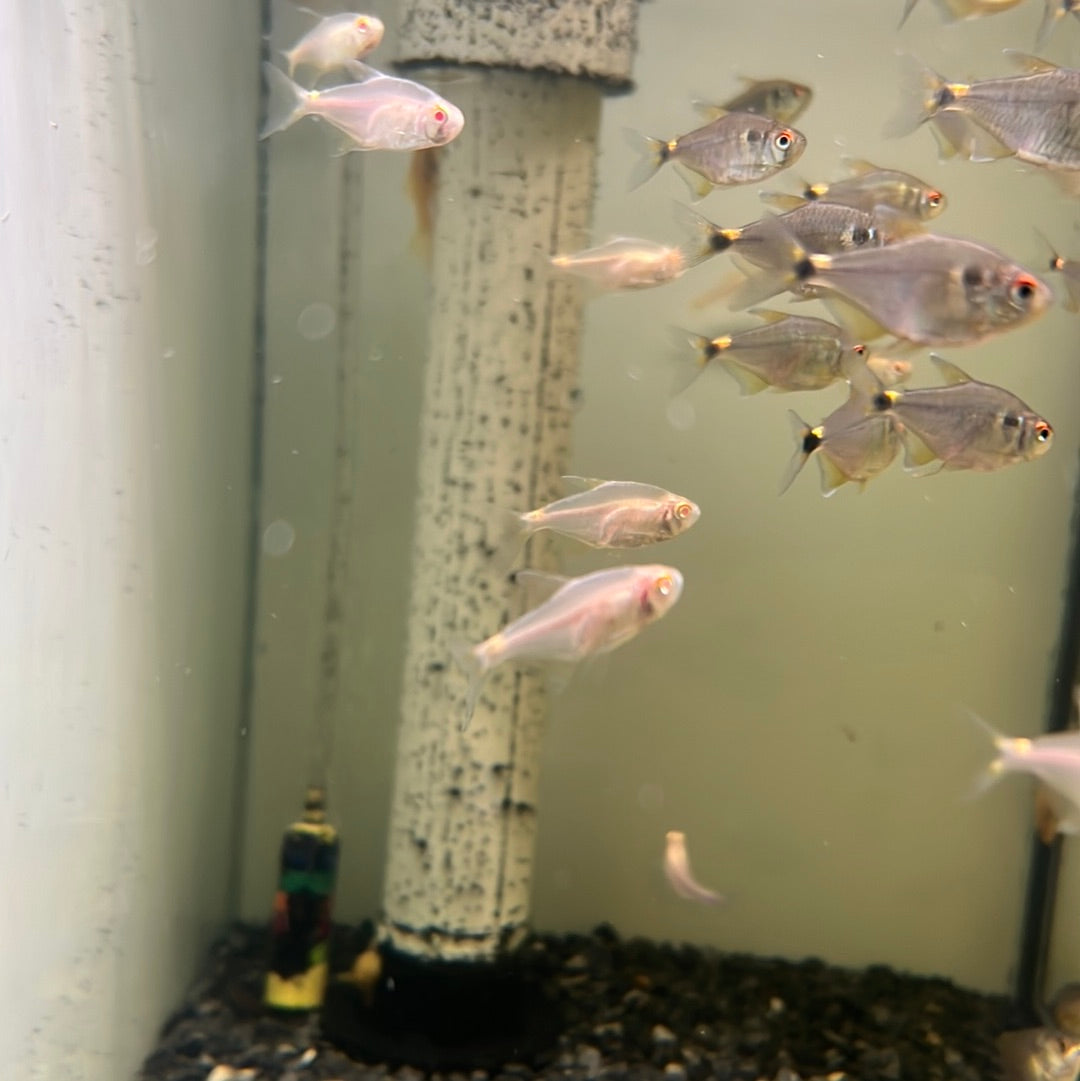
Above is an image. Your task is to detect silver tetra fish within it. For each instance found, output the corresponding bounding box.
[260,62,465,152]
[282,12,385,80]
[696,77,813,124]
[891,54,1080,188]
[506,477,701,551]
[762,158,947,222]
[452,565,684,729]
[862,355,1054,474]
[629,112,806,200]
[900,0,1026,26]
[781,393,902,497]
[729,215,1053,348]
[549,238,693,292]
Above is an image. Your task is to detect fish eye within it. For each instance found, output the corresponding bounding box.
[355,16,368,28]
[926,190,943,209]
[774,129,794,151]
[674,502,693,520]
[655,575,673,596]
[432,106,447,124]
[852,343,866,355]
[1037,421,1053,442]
[1010,276,1037,305]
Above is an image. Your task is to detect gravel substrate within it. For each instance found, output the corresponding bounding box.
[139,923,1013,1081]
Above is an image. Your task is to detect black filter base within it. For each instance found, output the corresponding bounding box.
[320,943,565,1072]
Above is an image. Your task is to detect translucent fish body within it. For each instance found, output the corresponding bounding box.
[982,726,1080,825]
[793,160,947,221]
[875,366,1053,472]
[704,78,813,124]
[663,831,725,905]
[283,12,385,79]
[550,238,688,291]
[795,232,1051,346]
[261,63,464,151]
[518,480,700,548]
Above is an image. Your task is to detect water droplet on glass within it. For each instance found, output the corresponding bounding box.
[263,519,296,557]
[666,398,695,431]
[135,227,158,266]
[297,301,336,341]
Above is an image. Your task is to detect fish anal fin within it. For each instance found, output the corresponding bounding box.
[674,162,715,201]
[899,427,943,473]
[931,113,1013,162]
[721,359,771,396]
[928,353,972,386]
[820,295,889,343]
[817,453,851,496]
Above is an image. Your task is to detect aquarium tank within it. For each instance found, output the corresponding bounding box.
[6,0,1080,1079]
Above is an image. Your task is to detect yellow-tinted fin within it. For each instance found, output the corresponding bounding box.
[674,162,716,202]
[930,113,1013,162]
[721,359,771,396]
[778,411,816,495]
[820,295,889,343]
[1002,50,1060,74]
[928,353,972,386]
[842,157,882,176]
[898,426,943,474]
[692,100,727,121]
[758,191,807,211]
[817,453,851,496]
[748,307,790,324]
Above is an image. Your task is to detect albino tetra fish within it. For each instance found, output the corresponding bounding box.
[900,0,1026,26]
[891,53,1080,187]
[260,62,464,152]
[629,112,806,200]
[282,12,385,79]
[729,215,1053,347]
[781,394,902,496]
[862,355,1053,474]
[549,238,692,291]
[697,77,813,124]
[968,712,1080,838]
[763,158,947,222]
[663,831,725,905]
[505,478,700,552]
[452,565,684,729]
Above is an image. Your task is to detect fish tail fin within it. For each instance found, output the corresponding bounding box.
[1037,0,1067,49]
[779,410,817,495]
[260,62,311,139]
[962,707,1011,801]
[279,48,298,79]
[883,55,949,139]
[626,129,670,191]
[449,640,489,731]
[727,214,816,311]
[668,327,732,396]
[673,202,740,266]
[898,0,922,27]
[489,508,532,576]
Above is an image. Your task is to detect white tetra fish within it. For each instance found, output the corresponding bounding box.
[663,831,725,906]
[968,711,1080,840]
[862,354,1053,474]
[629,112,806,200]
[900,0,1026,27]
[260,62,464,152]
[730,215,1053,348]
[452,565,684,729]
[763,158,947,222]
[549,238,692,291]
[891,53,1080,187]
[696,77,813,124]
[781,394,902,497]
[503,477,700,556]
[282,12,385,80]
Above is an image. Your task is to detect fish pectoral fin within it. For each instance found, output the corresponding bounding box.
[898,427,943,474]
[928,353,972,386]
[1002,49,1060,74]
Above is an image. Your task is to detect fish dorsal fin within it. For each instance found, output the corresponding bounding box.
[512,569,570,607]
[560,475,607,494]
[841,156,881,176]
[748,307,789,324]
[1002,50,1059,74]
[758,191,807,211]
[691,100,727,121]
[928,353,972,386]
[343,60,381,83]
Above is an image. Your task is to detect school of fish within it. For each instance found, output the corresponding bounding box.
[269,10,1080,1074]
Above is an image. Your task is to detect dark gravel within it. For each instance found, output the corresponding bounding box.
[138,922,1013,1081]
